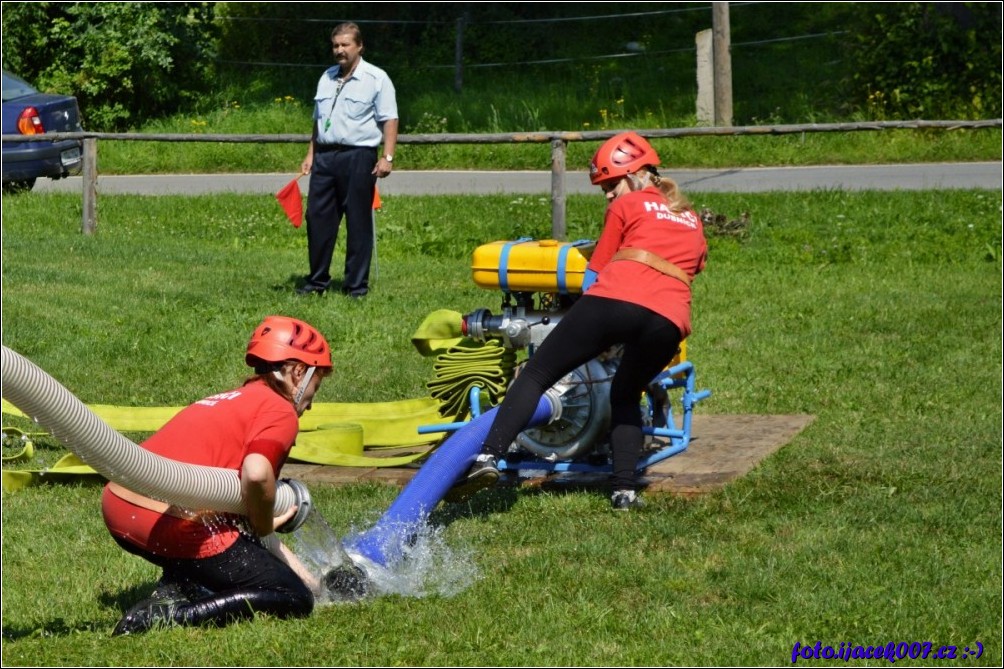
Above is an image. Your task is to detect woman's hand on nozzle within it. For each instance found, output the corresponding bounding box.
[273,504,298,533]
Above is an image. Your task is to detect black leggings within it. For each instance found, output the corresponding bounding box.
[482,295,682,490]
[115,533,313,627]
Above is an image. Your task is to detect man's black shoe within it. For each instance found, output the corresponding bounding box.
[295,284,326,296]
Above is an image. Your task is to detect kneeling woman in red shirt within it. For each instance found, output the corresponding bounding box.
[454,132,708,510]
[103,316,333,634]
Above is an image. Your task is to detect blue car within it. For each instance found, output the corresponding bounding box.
[2,70,84,193]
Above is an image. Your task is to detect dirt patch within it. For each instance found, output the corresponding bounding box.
[283,414,815,497]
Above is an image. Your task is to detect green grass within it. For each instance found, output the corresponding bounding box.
[1,188,1001,665]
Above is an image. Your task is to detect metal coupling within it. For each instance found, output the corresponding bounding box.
[276,478,313,533]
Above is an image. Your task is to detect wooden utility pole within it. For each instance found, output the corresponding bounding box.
[454,15,465,93]
[712,2,733,127]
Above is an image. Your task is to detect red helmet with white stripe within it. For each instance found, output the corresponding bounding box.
[589,131,660,185]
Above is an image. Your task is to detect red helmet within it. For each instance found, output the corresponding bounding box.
[246,316,332,368]
[589,131,660,185]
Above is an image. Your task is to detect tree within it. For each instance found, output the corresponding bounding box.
[2,2,218,131]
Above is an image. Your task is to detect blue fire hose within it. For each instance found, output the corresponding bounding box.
[345,394,556,567]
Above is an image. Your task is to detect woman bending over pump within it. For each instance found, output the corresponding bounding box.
[449,132,708,510]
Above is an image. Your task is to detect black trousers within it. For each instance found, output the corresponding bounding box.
[114,533,313,627]
[481,295,682,491]
[304,146,378,295]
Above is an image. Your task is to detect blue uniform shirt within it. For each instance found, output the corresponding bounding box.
[313,58,397,147]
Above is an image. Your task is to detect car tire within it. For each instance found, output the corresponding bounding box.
[2,178,36,194]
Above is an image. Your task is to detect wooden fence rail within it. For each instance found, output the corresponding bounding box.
[4,119,1001,236]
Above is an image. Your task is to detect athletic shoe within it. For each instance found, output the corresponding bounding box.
[112,573,211,636]
[443,454,500,503]
[611,489,645,511]
[112,599,177,636]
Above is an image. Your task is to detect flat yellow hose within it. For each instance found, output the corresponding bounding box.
[1,396,446,492]
[2,308,516,491]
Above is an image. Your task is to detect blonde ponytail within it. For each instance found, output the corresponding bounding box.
[646,169,692,213]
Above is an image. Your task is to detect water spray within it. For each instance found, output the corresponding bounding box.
[344,392,560,569]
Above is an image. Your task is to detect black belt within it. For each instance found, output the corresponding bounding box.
[314,143,373,153]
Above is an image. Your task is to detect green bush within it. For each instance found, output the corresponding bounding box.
[1,2,217,131]
[846,2,1003,120]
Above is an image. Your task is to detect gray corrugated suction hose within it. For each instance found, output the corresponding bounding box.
[1,345,296,515]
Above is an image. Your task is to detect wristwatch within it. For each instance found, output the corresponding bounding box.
[384,154,394,163]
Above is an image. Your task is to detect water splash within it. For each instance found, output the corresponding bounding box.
[287,510,481,604]
[346,520,482,599]
[283,509,364,604]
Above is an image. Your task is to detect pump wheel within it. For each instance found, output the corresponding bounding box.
[516,359,612,462]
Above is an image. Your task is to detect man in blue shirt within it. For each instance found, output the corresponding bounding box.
[298,22,398,298]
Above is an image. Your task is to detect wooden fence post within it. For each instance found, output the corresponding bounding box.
[712,2,734,127]
[82,137,97,235]
[550,138,567,240]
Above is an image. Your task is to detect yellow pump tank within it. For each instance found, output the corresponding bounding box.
[471,239,594,294]
[470,238,687,365]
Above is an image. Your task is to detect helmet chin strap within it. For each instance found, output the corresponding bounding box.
[292,365,316,411]
[272,365,316,411]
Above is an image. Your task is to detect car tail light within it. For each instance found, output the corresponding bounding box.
[17,107,44,135]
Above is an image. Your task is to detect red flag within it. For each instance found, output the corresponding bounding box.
[372,184,382,211]
[276,177,304,228]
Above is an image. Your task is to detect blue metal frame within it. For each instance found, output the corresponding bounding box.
[417,360,710,475]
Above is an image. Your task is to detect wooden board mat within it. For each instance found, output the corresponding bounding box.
[282,414,815,497]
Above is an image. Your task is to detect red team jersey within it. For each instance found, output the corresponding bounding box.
[102,379,300,558]
[585,186,707,337]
